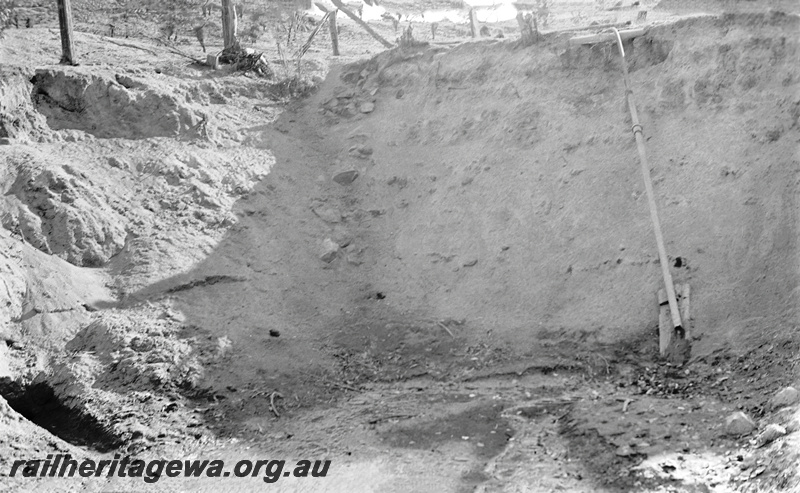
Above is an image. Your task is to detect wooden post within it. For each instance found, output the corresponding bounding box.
[221,0,239,51]
[330,0,393,49]
[56,0,76,65]
[468,9,477,38]
[329,9,340,56]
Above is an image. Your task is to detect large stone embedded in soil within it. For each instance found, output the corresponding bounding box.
[770,386,800,410]
[311,201,342,223]
[333,169,359,185]
[30,68,203,139]
[320,238,340,263]
[725,411,756,436]
[4,165,127,266]
[756,423,787,447]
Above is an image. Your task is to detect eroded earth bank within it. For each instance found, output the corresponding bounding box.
[1,9,799,492]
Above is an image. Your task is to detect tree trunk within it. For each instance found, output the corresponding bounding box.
[329,10,340,56]
[57,0,76,65]
[221,0,239,51]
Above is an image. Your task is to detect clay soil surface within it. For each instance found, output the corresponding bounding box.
[1,1,799,492]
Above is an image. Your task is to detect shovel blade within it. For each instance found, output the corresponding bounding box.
[658,283,691,359]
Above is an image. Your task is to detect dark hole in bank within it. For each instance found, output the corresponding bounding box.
[0,378,123,452]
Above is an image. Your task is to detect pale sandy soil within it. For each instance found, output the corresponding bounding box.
[1,2,799,492]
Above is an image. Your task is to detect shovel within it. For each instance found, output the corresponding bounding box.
[572,28,691,362]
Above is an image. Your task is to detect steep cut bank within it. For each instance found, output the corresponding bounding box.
[1,12,799,492]
[302,12,799,353]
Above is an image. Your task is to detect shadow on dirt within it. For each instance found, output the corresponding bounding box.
[379,400,513,458]
[0,378,123,452]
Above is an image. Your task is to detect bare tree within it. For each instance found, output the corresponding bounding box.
[221,0,239,52]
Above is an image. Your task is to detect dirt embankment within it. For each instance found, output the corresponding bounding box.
[0,43,279,456]
[86,9,797,452]
[0,10,798,493]
[295,12,799,353]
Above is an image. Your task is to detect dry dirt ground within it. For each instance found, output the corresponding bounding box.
[1,1,799,492]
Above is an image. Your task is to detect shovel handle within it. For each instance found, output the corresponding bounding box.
[610,28,684,335]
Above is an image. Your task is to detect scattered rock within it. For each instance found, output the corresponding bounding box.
[349,145,373,159]
[770,386,799,410]
[756,423,786,447]
[333,170,359,185]
[360,102,375,113]
[739,453,757,470]
[344,243,364,265]
[107,156,128,169]
[192,181,223,209]
[725,411,756,436]
[343,103,358,117]
[311,203,342,223]
[320,238,339,263]
[335,87,356,98]
[114,74,144,90]
[331,227,353,248]
[615,445,634,457]
[387,176,408,188]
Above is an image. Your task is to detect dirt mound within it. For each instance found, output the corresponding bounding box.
[59,309,229,399]
[305,12,799,352]
[31,68,206,139]
[11,304,234,454]
[2,149,128,266]
[655,0,800,14]
[0,72,51,143]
